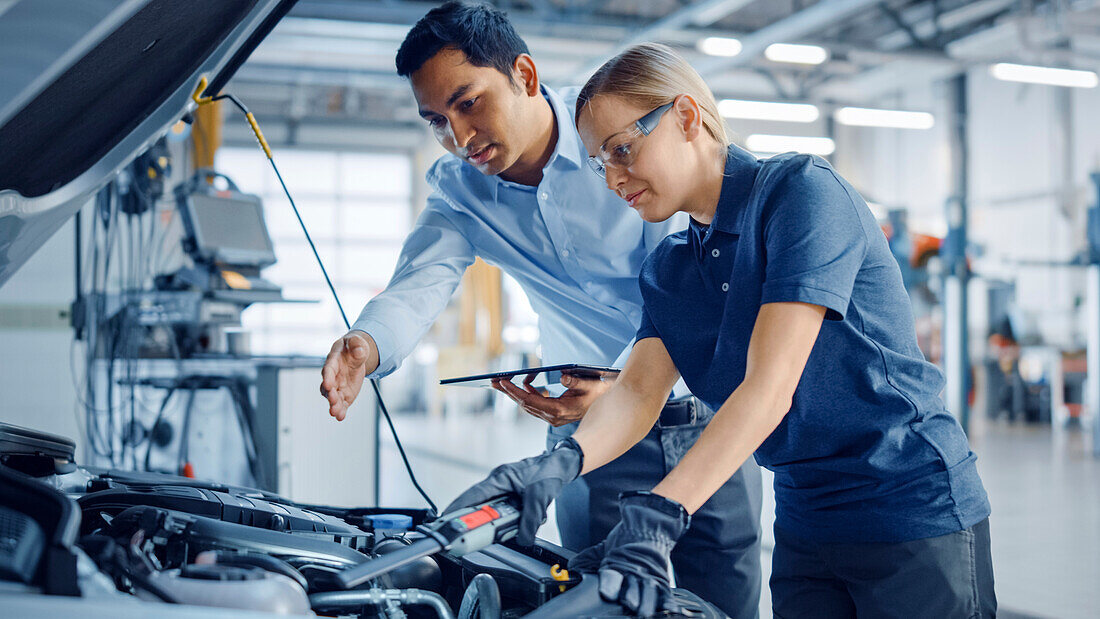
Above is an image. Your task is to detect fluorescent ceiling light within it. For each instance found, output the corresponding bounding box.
[990,63,1098,88]
[719,99,819,122]
[698,37,742,57]
[765,43,828,65]
[835,107,935,129]
[745,134,835,156]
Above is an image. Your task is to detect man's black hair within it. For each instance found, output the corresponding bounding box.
[396,1,530,78]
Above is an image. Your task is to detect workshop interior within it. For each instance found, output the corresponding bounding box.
[1,0,1098,617]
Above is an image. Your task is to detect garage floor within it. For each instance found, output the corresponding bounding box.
[376,408,1098,619]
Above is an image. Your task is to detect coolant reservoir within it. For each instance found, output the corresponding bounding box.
[367,513,414,539]
[144,564,312,615]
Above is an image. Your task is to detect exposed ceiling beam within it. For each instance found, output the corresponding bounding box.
[253,0,1095,121]
[695,0,884,76]
[876,0,1016,51]
[704,0,1018,98]
[290,0,644,38]
[813,7,1098,101]
[221,116,426,151]
[616,0,755,42]
[234,64,408,90]
[578,0,756,75]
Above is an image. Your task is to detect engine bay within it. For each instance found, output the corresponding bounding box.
[0,422,724,618]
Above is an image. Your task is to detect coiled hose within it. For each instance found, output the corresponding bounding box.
[458,574,502,619]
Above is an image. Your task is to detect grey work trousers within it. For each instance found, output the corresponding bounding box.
[771,517,997,619]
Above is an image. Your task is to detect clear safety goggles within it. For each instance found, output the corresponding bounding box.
[586,101,674,179]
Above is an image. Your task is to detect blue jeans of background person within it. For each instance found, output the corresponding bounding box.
[771,518,996,619]
[548,397,763,619]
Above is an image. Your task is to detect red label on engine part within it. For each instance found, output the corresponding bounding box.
[458,505,501,529]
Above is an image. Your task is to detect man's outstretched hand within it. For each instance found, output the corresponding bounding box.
[321,330,378,421]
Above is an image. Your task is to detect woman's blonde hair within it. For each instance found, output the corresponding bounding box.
[576,42,730,147]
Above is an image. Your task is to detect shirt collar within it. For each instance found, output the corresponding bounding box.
[541,84,583,169]
[688,218,709,259]
[710,143,760,234]
[486,85,583,201]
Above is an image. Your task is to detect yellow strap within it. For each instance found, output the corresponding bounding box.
[245,112,273,160]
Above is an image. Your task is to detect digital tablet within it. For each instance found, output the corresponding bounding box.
[440,364,621,388]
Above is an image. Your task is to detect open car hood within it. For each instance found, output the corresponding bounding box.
[0,0,298,288]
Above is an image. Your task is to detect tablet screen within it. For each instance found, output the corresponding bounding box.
[440,364,620,388]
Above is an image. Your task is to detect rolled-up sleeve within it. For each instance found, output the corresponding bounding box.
[634,302,660,343]
[352,193,475,377]
[760,158,867,321]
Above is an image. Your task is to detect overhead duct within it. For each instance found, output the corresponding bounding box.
[695,0,883,76]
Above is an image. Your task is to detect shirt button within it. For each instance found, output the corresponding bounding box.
[712,248,720,258]
[562,249,570,257]
[721,283,730,292]
[539,191,549,200]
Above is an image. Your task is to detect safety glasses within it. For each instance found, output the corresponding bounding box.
[586,101,674,179]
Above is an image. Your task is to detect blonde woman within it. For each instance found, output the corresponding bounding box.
[449,43,994,618]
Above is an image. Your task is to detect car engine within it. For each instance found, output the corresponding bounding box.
[0,422,725,618]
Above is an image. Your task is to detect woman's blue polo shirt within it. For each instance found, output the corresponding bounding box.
[636,144,990,543]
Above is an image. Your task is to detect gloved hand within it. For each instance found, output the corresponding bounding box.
[568,491,690,617]
[443,437,583,547]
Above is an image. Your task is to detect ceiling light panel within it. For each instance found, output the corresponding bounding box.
[834,107,935,129]
[764,43,828,65]
[990,63,1098,88]
[698,37,743,57]
[719,99,820,122]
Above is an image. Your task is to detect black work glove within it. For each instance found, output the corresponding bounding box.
[568,491,690,617]
[443,437,583,547]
